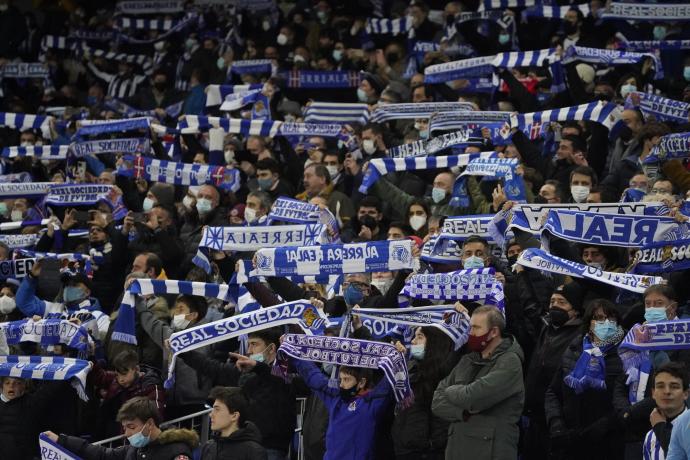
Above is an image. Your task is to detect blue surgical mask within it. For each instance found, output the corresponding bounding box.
[498,33,510,45]
[419,129,429,140]
[593,319,618,342]
[343,283,365,306]
[196,198,213,215]
[653,25,667,41]
[410,344,425,360]
[63,286,86,305]
[684,66,690,82]
[357,88,368,103]
[86,95,98,106]
[250,352,265,363]
[257,178,273,191]
[217,57,226,70]
[128,423,151,448]
[0,202,7,215]
[620,83,637,99]
[142,197,155,212]
[431,187,446,204]
[644,306,668,323]
[463,255,485,269]
[332,49,343,62]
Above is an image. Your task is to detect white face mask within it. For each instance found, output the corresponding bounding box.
[0,295,15,314]
[10,209,23,222]
[154,41,165,52]
[570,185,590,203]
[244,207,257,223]
[409,215,427,231]
[172,314,191,331]
[277,33,288,46]
[362,139,376,155]
[371,279,393,295]
[326,165,339,179]
[224,149,235,165]
[182,195,195,210]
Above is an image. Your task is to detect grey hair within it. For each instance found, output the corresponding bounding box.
[473,305,505,333]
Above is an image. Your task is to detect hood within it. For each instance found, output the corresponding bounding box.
[137,364,163,387]
[157,428,199,448]
[470,335,524,365]
[220,421,263,444]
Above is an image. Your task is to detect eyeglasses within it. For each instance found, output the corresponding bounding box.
[342,281,368,290]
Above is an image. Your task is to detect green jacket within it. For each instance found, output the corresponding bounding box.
[432,336,525,460]
[371,177,472,218]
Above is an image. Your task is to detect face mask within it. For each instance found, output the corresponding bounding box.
[549,307,570,328]
[250,346,268,363]
[684,66,690,82]
[463,255,485,269]
[293,54,306,64]
[10,210,22,222]
[20,142,32,147]
[467,330,493,352]
[86,95,98,106]
[184,38,197,51]
[0,4,8,12]
[620,83,637,99]
[593,319,618,342]
[618,125,634,142]
[63,286,86,304]
[142,197,155,212]
[128,423,151,448]
[172,314,191,331]
[594,92,613,101]
[262,20,271,31]
[343,283,365,306]
[570,185,590,203]
[332,49,343,62]
[244,207,257,223]
[653,26,667,41]
[507,254,518,268]
[587,261,604,270]
[418,129,429,140]
[326,165,339,179]
[257,177,273,191]
[317,10,328,23]
[410,344,425,360]
[357,88,369,103]
[182,195,195,210]
[644,306,668,323]
[216,57,226,70]
[385,52,399,64]
[498,33,510,45]
[277,33,288,46]
[371,278,393,295]
[431,187,446,204]
[0,295,16,314]
[340,385,358,399]
[154,41,165,51]
[362,139,376,155]
[0,202,7,216]
[409,215,427,231]
[196,198,213,215]
[563,21,578,35]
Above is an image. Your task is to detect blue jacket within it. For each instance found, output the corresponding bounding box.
[183,84,206,116]
[294,359,392,460]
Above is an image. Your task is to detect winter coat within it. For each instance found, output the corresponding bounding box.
[544,333,625,460]
[178,351,295,453]
[294,358,393,460]
[179,206,228,270]
[431,336,525,460]
[200,421,267,460]
[58,427,199,460]
[126,225,186,279]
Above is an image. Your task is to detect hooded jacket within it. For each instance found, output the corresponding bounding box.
[59,427,199,460]
[432,336,525,460]
[201,421,267,460]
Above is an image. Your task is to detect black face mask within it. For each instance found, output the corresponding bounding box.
[534,194,548,204]
[385,52,400,65]
[594,92,613,102]
[563,21,578,35]
[507,255,518,268]
[548,307,570,327]
[618,125,633,142]
[153,81,167,92]
[340,385,359,400]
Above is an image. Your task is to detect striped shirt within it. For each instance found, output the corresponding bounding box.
[87,62,146,98]
[645,408,688,460]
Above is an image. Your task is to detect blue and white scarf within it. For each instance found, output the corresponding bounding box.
[359,152,497,194]
[267,197,340,238]
[506,101,622,138]
[205,84,263,107]
[0,355,92,401]
[303,102,370,125]
[0,219,51,232]
[0,234,39,249]
[177,116,281,137]
[229,59,274,75]
[0,172,31,183]
[387,140,428,159]
[452,157,526,207]
[0,63,49,78]
[401,268,504,311]
[38,432,81,460]
[74,43,153,75]
[365,16,412,35]
[625,92,690,125]
[1,318,91,353]
[253,240,415,277]
[354,305,470,350]
[478,0,535,10]
[0,258,37,280]
[2,145,69,159]
[278,333,413,408]
[632,238,690,274]
[44,184,120,207]
[116,0,184,13]
[623,40,690,52]
[115,17,181,31]
[105,99,184,120]
[69,138,149,157]
[564,335,618,394]
[424,55,496,83]
[193,223,327,273]
[371,102,476,123]
[219,89,262,112]
[0,112,53,139]
[421,234,461,264]
[387,130,485,159]
[279,122,344,138]
[643,132,690,164]
[524,4,591,18]
[15,249,93,277]
[492,48,558,69]
[75,117,150,138]
[116,155,241,192]
[541,210,690,250]
[167,300,327,385]
[0,182,53,199]
[279,70,362,89]
[563,46,663,79]
[621,188,646,203]
[434,215,496,251]
[429,111,511,134]
[517,248,662,294]
[601,2,690,21]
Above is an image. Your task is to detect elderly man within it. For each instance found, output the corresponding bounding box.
[432,305,524,460]
[296,163,355,234]
[180,184,227,268]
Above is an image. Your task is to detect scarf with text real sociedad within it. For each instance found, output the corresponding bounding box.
[643,132,690,164]
[540,210,690,251]
[252,239,415,277]
[166,300,327,387]
[401,268,504,310]
[192,223,327,274]
[38,433,82,460]
[68,138,149,157]
[631,237,690,273]
[626,92,690,125]
[267,197,340,238]
[1,318,91,353]
[278,333,413,408]
[0,355,92,401]
[517,248,663,293]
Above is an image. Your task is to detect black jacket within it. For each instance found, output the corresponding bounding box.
[126,224,186,279]
[201,421,267,460]
[179,352,295,453]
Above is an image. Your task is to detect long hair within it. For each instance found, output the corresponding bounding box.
[414,326,453,406]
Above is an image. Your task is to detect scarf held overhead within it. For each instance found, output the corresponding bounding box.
[0,355,92,401]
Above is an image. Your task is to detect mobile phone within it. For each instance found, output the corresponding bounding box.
[74,210,90,226]
[131,212,146,223]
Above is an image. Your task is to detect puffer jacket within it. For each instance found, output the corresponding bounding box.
[201,421,267,460]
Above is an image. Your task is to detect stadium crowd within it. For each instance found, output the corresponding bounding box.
[0,0,689,459]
